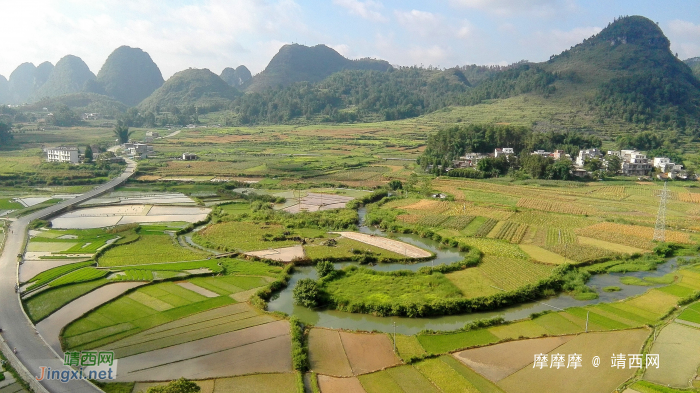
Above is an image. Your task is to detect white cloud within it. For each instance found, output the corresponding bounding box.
[333,0,386,22]
[527,26,601,58]
[394,10,474,41]
[449,0,575,17]
[667,20,700,59]
[0,0,307,78]
[330,44,352,57]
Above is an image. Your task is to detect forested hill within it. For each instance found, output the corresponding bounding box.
[34,55,95,99]
[686,57,700,79]
[246,44,393,92]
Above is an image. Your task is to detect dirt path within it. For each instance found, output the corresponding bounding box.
[332,232,431,258]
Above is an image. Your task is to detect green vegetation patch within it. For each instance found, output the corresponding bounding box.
[677,302,700,324]
[531,312,583,335]
[417,329,500,354]
[24,261,95,289]
[303,237,405,261]
[413,356,481,392]
[394,335,427,361]
[117,260,222,272]
[657,284,697,298]
[195,221,298,252]
[0,198,23,210]
[440,355,505,393]
[97,234,208,266]
[324,268,463,310]
[48,267,109,287]
[24,279,109,322]
[566,307,632,330]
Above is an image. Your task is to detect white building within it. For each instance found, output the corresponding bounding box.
[576,148,602,167]
[494,148,514,158]
[531,150,552,157]
[126,143,154,159]
[46,147,79,164]
[620,150,651,176]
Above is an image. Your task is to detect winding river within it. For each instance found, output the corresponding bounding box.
[267,208,685,334]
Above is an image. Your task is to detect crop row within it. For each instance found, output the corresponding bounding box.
[492,222,528,244]
[544,244,618,263]
[61,238,116,254]
[417,215,449,227]
[478,256,554,291]
[517,197,591,215]
[678,192,700,204]
[584,222,691,244]
[441,215,474,230]
[474,219,498,238]
[575,228,654,250]
[25,261,95,290]
[48,267,109,288]
[545,228,576,245]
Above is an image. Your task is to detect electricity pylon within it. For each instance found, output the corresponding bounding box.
[653,182,668,242]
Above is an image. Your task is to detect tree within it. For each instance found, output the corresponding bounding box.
[583,158,602,172]
[388,180,403,190]
[113,121,133,144]
[605,155,621,175]
[147,378,200,393]
[0,120,12,148]
[316,261,334,278]
[293,278,320,308]
[51,105,81,127]
[84,145,93,163]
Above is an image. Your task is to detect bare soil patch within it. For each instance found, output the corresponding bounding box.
[339,331,401,375]
[115,320,291,381]
[332,232,431,258]
[245,245,305,262]
[453,335,573,382]
[317,375,366,393]
[497,329,650,393]
[177,282,220,298]
[644,322,700,388]
[308,328,353,377]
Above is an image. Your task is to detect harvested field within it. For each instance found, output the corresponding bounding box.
[283,193,354,213]
[339,331,401,375]
[308,328,353,377]
[497,329,651,393]
[644,322,700,388]
[359,366,440,393]
[453,336,573,382]
[36,282,145,355]
[519,244,575,265]
[245,245,305,262]
[26,242,78,252]
[176,282,219,298]
[212,374,297,393]
[582,222,692,244]
[115,320,291,381]
[318,375,366,393]
[332,232,431,258]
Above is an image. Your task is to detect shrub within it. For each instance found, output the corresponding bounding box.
[290,317,309,372]
[315,260,335,278]
[293,278,320,308]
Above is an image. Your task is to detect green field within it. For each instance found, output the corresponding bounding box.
[24,279,109,322]
[303,237,406,261]
[24,261,95,290]
[97,234,208,266]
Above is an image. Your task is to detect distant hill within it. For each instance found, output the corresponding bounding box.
[35,55,95,100]
[247,44,392,92]
[220,66,252,87]
[8,63,38,104]
[0,75,8,104]
[139,68,240,112]
[686,57,700,79]
[25,92,127,117]
[90,46,165,106]
[34,62,54,91]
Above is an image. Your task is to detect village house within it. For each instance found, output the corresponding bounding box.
[575,148,602,167]
[45,146,79,164]
[494,148,514,158]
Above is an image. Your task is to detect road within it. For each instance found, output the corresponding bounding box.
[0,158,136,393]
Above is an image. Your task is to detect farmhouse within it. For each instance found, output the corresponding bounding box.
[45,146,79,164]
[126,143,154,159]
[182,152,198,161]
[453,152,487,168]
[620,150,652,176]
[576,148,602,167]
[494,148,514,158]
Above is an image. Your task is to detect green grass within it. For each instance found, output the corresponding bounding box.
[359,370,405,393]
[444,268,501,298]
[657,284,697,298]
[187,276,267,296]
[0,198,23,210]
[24,279,109,322]
[194,221,298,252]
[116,260,222,272]
[110,270,154,282]
[47,267,109,287]
[303,237,405,260]
[630,380,699,393]
[462,216,487,236]
[394,334,427,361]
[603,286,622,292]
[97,234,208,266]
[620,276,654,286]
[677,303,700,324]
[531,312,583,335]
[566,307,632,330]
[324,268,463,308]
[24,261,95,289]
[440,355,505,393]
[219,259,283,277]
[417,329,500,354]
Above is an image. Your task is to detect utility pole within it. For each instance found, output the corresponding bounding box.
[393,322,396,353]
[653,182,668,242]
[585,311,589,333]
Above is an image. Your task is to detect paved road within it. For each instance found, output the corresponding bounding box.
[0,158,136,393]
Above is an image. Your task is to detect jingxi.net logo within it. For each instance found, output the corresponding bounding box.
[35,351,118,382]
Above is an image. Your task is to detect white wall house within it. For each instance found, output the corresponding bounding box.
[576,148,602,167]
[495,148,514,158]
[46,147,79,164]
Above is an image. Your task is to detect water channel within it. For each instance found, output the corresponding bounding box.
[267,208,685,334]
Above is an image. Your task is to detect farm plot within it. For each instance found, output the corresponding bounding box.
[545,228,576,245]
[24,279,110,322]
[318,376,366,393]
[187,275,269,296]
[581,222,692,244]
[245,245,305,262]
[332,232,432,258]
[46,267,109,288]
[475,255,555,290]
[304,237,407,260]
[23,261,95,290]
[413,356,498,393]
[394,335,427,361]
[453,336,573,382]
[576,236,647,255]
[283,193,354,213]
[211,373,297,393]
[359,365,440,393]
[542,243,617,264]
[97,234,208,266]
[517,197,592,215]
[308,328,353,377]
[114,320,291,381]
[455,237,529,260]
[508,210,594,229]
[61,281,236,351]
[497,329,651,393]
[644,322,700,388]
[194,221,299,252]
[491,222,528,243]
[445,268,502,298]
[519,244,575,265]
[441,215,474,230]
[678,302,700,324]
[474,219,499,238]
[339,331,401,375]
[417,215,449,227]
[110,270,154,282]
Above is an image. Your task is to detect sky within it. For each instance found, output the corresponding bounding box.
[0,0,699,80]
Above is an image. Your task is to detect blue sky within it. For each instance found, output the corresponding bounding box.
[1,0,699,79]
